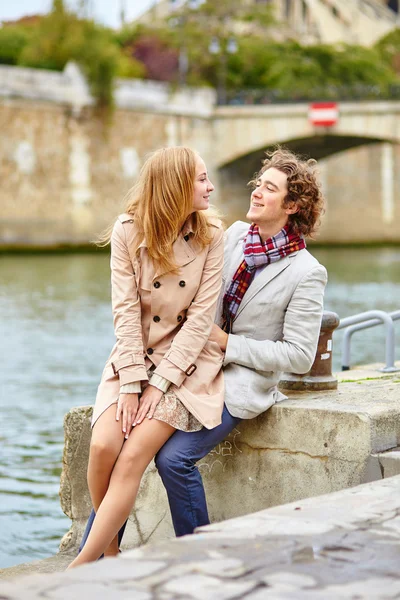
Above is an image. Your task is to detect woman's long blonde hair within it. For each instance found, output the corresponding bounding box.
[98,146,216,274]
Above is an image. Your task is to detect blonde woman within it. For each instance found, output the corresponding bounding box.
[68,147,224,568]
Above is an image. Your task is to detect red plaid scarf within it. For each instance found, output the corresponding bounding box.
[222,224,306,333]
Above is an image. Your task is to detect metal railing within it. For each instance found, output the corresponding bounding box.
[337,310,400,373]
[219,84,400,106]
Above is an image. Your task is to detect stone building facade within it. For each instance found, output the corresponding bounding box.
[137,0,400,46]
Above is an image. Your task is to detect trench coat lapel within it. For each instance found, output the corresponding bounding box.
[235,255,291,319]
[154,234,197,279]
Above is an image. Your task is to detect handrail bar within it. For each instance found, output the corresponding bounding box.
[342,311,400,332]
[337,310,399,372]
[337,310,393,330]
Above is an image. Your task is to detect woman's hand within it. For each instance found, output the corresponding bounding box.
[209,324,228,352]
[134,385,163,426]
[116,393,139,439]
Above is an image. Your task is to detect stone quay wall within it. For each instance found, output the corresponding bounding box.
[59,371,400,556]
[1,63,400,247]
[0,63,215,248]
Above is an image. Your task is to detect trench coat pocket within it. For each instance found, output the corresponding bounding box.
[203,340,225,360]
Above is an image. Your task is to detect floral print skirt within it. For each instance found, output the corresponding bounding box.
[148,370,202,432]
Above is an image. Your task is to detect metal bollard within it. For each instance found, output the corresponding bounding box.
[279,311,340,392]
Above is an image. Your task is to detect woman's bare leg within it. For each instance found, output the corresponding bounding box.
[68,418,175,567]
[87,404,124,556]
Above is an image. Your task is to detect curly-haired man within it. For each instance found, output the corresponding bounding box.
[79,148,327,549]
[154,147,327,535]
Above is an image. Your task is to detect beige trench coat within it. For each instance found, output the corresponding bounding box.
[92,213,225,429]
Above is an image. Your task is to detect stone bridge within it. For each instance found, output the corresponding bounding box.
[211,101,400,167]
[207,102,400,240]
[0,63,399,245]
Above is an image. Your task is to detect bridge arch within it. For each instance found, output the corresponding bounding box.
[218,134,390,172]
[211,102,400,169]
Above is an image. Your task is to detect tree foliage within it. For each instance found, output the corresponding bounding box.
[119,2,399,100]
[375,28,400,75]
[0,0,144,108]
[0,0,399,105]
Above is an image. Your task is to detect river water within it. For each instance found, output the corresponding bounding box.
[0,248,399,569]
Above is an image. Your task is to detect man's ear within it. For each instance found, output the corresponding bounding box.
[285,201,299,215]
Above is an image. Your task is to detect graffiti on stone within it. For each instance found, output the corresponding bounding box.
[199,428,242,473]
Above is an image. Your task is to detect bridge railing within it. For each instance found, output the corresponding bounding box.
[218,84,400,106]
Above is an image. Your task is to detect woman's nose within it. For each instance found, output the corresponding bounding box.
[208,180,215,192]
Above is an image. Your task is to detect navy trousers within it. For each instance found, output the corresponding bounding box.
[79,404,241,551]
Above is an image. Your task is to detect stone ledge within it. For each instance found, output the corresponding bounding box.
[374,447,400,478]
[0,553,73,582]
[57,374,400,557]
[1,476,400,599]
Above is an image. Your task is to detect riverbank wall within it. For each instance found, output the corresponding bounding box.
[57,367,400,556]
[1,63,400,248]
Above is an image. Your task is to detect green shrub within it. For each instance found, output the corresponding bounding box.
[0,25,30,65]
[17,0,144,108]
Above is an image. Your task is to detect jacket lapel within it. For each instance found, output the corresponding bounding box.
[154,234,196,279]
[235,255,291,318]
[224,239,245,288]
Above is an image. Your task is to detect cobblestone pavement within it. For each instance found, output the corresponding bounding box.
[1,476,400,599]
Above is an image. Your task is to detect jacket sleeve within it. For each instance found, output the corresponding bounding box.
[109,220,148,386]
[153,225,224,386]
[224,266,327,374]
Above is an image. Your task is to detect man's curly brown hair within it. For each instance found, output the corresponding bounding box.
[249,147,325,238]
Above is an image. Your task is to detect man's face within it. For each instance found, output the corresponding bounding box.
[246,167,289,227]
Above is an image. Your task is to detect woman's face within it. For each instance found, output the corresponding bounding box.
[191,155,214,212]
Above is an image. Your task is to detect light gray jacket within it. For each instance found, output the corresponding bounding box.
[216,221,328,419]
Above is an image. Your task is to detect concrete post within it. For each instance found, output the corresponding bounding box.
[279,311,340,391]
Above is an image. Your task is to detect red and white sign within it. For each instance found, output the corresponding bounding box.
[308,102,339,127]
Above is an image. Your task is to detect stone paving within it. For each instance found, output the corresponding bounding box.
[1,476,400,599]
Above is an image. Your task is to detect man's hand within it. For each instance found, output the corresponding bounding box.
[209,324,228,352]
[116,393,139,439]
[134,385,163,426]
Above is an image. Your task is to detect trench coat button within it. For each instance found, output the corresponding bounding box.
[147,348,154,355]
[179,280,186,287]
[177,315,183,322]
[153,316,161,323]
[184,234,189,241]
[154,281,161,289]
